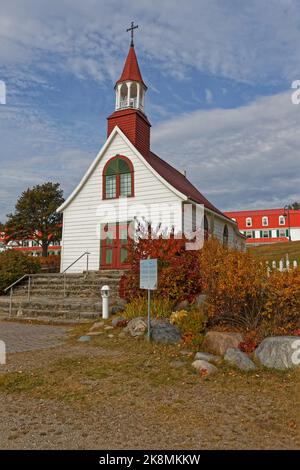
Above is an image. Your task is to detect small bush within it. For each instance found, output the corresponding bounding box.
[123,296,174,320]
[263,268,300,332]
[119,226,202,304]
[199,239,268,330]
[0,250,40,294]
[170,308,207,348]
[38,254,61,272]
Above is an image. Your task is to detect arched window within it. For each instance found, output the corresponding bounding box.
[103,156,134,199]
[223,225,229,247]
[204,215,209,241]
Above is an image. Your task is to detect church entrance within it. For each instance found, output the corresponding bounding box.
[100,222,131,269]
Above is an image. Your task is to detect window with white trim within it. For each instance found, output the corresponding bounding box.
[279,215,285,225]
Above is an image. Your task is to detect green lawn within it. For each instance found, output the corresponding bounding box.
[248,240,300,265]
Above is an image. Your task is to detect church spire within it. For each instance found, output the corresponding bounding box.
[114,22,147,114]
[107,23,151,156]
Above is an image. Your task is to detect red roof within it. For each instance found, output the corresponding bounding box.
[225,208,300,230]
[144,151,229,218]
[116,45,146,87]
[246,237,289,244]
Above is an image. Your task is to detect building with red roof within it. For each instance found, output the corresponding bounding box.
[224,208,300,245]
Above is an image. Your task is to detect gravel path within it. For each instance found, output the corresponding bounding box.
[0,321,66,353]
[0,321,299,450]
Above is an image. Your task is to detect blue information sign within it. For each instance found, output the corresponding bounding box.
[140,259,158,290]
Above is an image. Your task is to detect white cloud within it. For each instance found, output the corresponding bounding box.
[205,89,213,104]
[152,91,300,210]
[1,0,300,87]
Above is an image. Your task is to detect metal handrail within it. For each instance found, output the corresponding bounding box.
[4,274,32,317]
[62,251,90,274]
[62,251,90,298]
[4,274,29,293]
[4,251,91,315]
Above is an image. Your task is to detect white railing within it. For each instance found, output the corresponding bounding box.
[118,98,143,110]
[266,256,298,276]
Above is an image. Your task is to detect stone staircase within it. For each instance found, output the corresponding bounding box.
[0,271,126,322]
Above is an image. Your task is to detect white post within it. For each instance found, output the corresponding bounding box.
[293,260,298,269]
[102,297,109,319]
[127,82,132,107]
[0,340,6,365]
[279,259,284,272]
[101,285,110,320]
[272,260,277,270]
[116,84,121,109]
[286,258,290,271]
[137,83,141,110]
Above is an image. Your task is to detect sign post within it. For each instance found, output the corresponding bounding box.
[140,259,158,341]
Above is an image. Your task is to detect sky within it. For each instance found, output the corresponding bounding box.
[0,0,300,221]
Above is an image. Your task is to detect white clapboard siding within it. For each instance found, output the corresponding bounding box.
[61,131,183,272]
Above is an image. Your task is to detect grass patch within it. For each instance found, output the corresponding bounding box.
[0,372,45,393]
[249,240,300,264]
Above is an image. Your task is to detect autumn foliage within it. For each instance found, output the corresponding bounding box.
[119,227,202,304]
[120,234,300,335]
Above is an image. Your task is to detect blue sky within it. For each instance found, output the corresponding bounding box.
[0,0,300,221]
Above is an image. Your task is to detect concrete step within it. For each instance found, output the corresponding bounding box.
[11,287,120,297]
[0,296,125,320]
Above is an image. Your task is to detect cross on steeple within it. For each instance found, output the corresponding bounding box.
[127,21,138,47]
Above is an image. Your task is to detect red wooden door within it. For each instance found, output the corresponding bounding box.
[100,222,130,269]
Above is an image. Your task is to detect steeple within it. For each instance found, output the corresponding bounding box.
[114,43,147,113]
[107,23,151,156]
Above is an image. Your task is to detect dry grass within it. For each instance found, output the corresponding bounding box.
[249,240,300,264]
[0,321,299,449]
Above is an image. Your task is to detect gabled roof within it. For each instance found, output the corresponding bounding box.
[57,126,233,224]
[144,151,229,219]
[116,45,146,88]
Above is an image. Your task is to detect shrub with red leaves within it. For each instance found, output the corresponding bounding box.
[119,224,202,304]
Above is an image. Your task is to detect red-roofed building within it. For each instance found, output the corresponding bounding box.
[0,231,61,256]
[224,208,300,245]
[57,33,244,272]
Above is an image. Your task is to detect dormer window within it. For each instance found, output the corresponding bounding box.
[262,216,268,227]
[246,217,252,227]
[103,156,134,199]
[279,215,285,225]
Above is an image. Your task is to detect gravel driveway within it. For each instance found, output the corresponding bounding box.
[0,321,66,353]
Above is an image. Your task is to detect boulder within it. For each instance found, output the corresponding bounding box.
[78,335,91,342]
[254,336,300,370]
[124,317,148,337]
[111,306,123,315]
[202,331,244,356]
[192,359,217,375]
[194,294,208,307]
[194,351,221,364]
[111,316,126,327]
[173,300,189,311]
[150,320,181,344]
[169,360,185,369]
[224,348,256,371]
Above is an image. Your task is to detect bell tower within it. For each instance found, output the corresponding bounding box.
[107,23,151,156]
